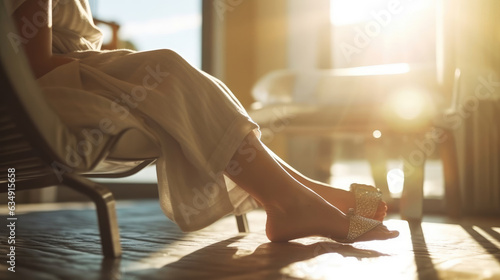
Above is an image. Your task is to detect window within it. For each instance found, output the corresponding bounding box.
[330,0,436,68]
[87,0,202,185]
[328,0,443,202]
[89,0,202,68]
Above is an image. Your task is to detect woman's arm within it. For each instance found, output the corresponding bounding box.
[12,0,76,78]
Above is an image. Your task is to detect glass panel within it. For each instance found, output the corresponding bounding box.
[87,1,202,184]
[330,0,436,68]
[89,0,202,68]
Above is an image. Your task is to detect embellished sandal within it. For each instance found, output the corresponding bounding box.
[340,209,382,243]
[350,183,383,219]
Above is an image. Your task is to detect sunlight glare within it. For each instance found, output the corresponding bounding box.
[330,0,368,26]
[387,168,404,194]
[333,63,410,76]
[372,130,382,138]
[389,89,426,120]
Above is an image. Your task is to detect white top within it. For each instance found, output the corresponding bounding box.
[4,0,102,53]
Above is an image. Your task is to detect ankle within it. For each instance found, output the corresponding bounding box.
[262,194,300,214]
[264,186,323,216]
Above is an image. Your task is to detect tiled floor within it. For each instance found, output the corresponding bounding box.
[1,200,499,280]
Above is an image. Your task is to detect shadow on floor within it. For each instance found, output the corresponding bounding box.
[127,235,389,279]
[408,220,440,280]
[462,225,500,264]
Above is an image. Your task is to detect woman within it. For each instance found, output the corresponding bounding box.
[6,0,398,243]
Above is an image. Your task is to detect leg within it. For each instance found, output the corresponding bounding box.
[263,145,388,221]
[63,174,122,258]
[235,214,249,233]
[399,136,425,221]
[439,130,461,218]
[366,138,393,204]
[225,133,398,242]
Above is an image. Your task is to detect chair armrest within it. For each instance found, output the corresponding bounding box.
[93,18,120,50]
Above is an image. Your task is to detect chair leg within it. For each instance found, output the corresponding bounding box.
[366,139,393,204]
[62,174,122,258]
[235,214,249,233]
[399,136,426,221]
[439,129,461,218]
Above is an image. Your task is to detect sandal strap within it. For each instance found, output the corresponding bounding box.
[345,209,382,242]
[350,183,382,219]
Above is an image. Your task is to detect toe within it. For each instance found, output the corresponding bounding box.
[373,225,399,240]
[373,202,388,221]
[350,224,399,242]
[374,212,386,221]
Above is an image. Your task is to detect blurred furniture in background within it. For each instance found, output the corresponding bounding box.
[445,68,500,216]
[249,63,461,219]
[436,0,500,216]
[93,18,121,50]
[93,18,137,51]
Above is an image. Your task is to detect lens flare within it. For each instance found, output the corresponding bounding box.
[372,130,382,138]
[389,89,426,120]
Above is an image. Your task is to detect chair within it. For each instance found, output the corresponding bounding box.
[0,9,248,258]
[439,68,500,216]
[93,18,121,50]
[249,64,460,220]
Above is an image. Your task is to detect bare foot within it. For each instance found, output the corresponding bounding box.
[227,134,397,244]
[268,152,388,221]
[264,185,398,243]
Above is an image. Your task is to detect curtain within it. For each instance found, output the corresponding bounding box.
[440,0,500,214]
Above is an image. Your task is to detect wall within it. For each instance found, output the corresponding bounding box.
[204,0,289,157]
[205,0,288,109]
